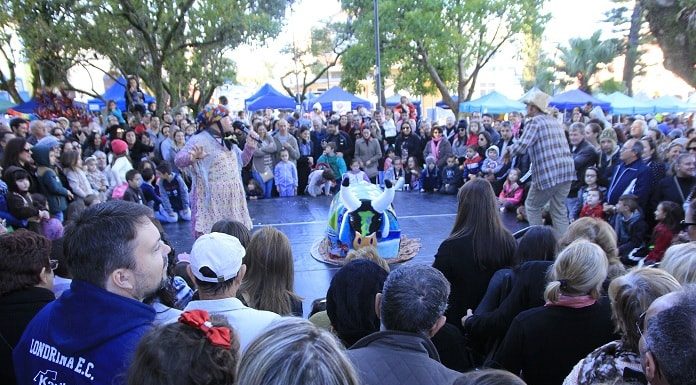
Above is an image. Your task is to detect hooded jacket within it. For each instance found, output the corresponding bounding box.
[31,145,70,214]
[2,165,39,220]
[13,280,156,385]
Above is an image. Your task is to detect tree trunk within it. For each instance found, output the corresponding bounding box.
[623,1,642,96]
[151,60,165,116]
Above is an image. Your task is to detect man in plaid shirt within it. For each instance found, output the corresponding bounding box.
[504,89,576,236]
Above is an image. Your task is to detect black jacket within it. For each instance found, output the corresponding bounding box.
[0,287,55,385]
[570,139,598,195]
[347,331,461,385]
[395,134,423,161]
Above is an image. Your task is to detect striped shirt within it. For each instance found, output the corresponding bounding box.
[508,114,576,190]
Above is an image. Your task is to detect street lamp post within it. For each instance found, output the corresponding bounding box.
[373,0,382,109]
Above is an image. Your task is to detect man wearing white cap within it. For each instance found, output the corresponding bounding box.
[183,232,280,350]
[504,89,576,236]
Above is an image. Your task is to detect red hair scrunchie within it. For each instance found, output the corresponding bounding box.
[178,310,232,349]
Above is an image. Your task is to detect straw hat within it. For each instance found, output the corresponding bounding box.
[521,89,551,114]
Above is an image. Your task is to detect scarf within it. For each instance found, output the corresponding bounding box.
[545,294,596,308]
[430,138,441,161]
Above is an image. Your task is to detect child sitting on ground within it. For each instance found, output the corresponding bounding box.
[245,179,263,200]
[420,156,440,193]
[404,156,421,191]
[123,169,145,205]
[611,194,648,261]
[343,159,371,185]
[317,142,346,184]
[140,167,162,210]
[383,156,406,191]
[439,155,462,195]
[156,161,191,223]
[306,167,335,197]
[481,145,503,181]
[498,168,524,212]
[274,148,299,197]
[579,188,604,219]
[461,145,482,181]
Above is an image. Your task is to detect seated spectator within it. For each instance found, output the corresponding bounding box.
[237,227,302,316]
[210,219,251,247]
[492,240,616,385]
[183,232,280,350]
[155,162,191,223]
[346,265,461,385]
[454,369,525,385]
[32,144,73,221]
[383,156,406,191]
[420,155,440,192]
[0,230,55,385]
[139,167,162,211]
[12,201,169,385]
[640,287,696,385]
[660,242,696,284]
[237,318,360,385]
[462,145,483,182]
[572,167,606,221]
[343,158,371,185]
[612,194,648,262]
[61,150,96,201]
[498,168,524,212]
[2,166,49,232]
[127,310,239,385]
[564,268,681,385]
[643,201,683,264]
[123,169,145,205]
[49,238,72,298]
[84,156,109,202]
[245,178,263,200]
[579,187,604,219]
[605,139,650,210]
[404,156,422,191]
[481,145,503,180]
[326,259,388,347]
[439,155,462,195]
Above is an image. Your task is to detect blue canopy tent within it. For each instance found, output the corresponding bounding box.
[313,86,372,112]
[8,98,40,114]
[650,95,694,113]
[244,83,287,104]
[435,96,458,109]
[597,92,654,115]
[459,91,525,114]
[246,93,297,111]
[549,89,611,111]
[87,76,155,111]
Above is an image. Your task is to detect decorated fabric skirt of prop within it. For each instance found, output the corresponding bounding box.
[310,179,421,265]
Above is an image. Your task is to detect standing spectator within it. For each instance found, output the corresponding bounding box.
[237,227,303,316]
[0,230,55,385]
[567,122,599,217]
[423,126,453,169]
[184,232,280,350]
[274,148,298,197]
[504,89,576,236]
[272,118,299,165]
[317,142,347,184]
[12,201,170,385]
[492,240,616,385]
[395,121,422,162]
[296,126,314,195]
[325,119,354,163]
[346,265,460,385]
[251,123,277,199]
[433,179,516,327]
[354,127,382,182]
[393,95,418,121]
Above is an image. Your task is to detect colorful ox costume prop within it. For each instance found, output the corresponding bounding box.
[326,179,401,258]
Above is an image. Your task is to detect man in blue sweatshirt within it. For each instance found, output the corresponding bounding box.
[13,201,170,385]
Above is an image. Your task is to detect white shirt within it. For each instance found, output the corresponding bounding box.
[183,297,280,351]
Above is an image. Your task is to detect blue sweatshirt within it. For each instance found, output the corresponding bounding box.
[13,280,155,385]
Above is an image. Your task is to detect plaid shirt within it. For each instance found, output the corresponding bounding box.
[508,114,576,190]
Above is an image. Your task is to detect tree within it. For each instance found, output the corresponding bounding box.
[279,21,352,103]
[521,31,563,95]
[340,0,547,115]
[642,0,696,89]
[0,3,23,102]
[557,30,621,93]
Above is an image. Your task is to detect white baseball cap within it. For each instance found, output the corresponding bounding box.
[189,232,245,283]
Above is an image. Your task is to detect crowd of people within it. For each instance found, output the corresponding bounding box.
[1,85,696,385]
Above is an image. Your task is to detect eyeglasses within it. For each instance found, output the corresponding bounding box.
[635,310,647,337]
[49,259,59,271]
[680,220,696,228]
[22,147,32,153]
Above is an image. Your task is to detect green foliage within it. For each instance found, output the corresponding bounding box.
[340,0,548,114]
[557,30,621,93]
[597,78,627,94]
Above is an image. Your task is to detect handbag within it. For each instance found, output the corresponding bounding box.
[260,167,273,182]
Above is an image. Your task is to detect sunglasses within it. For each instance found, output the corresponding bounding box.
[23,147,32,153]
[49,259,59,271]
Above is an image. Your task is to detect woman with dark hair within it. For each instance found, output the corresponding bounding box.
[2,138,38,191]
[237,227,302,316]
[640,136,666,189]
[433,178,516,328]
[394,121,422,162]
[326,259,388,347]
[423,126,453,169]
[476,131,492,158]
[0,230,55,385]
[210,219,251,248]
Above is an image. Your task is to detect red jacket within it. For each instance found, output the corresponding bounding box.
[580,203,604,219]
[646,223,676,263]
[499,182,524,206]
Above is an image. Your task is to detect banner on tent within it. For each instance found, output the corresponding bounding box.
[332,101,351,114]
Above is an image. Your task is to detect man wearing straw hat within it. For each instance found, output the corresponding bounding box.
[504,89,575,236]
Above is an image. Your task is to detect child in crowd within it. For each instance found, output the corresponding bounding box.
[579,188,604,219]
[306,167,335,197]
[140,167,162,210]
[61,150,97,200]
[461,145,482,181]
[439,155,462,195]
[380,147,396,180]
[317,142,346,184]
[245,179,263,200]
[404,156,421,191]
[156,162,191,223]
[343,159,371,185]
[123,169,145,204]
[498,168,524,211]
[481,145,503,180]
[2,167,49,232]
[644,201,683,264]
[32,145,73,221]
[420,156,440,193]
[84,156,109,202]
[383,156,406,191]
[612,194,648,260]
[274,148,298,197]
[127,310,239,385]
[572,167,606,221]
[30,193,63,240]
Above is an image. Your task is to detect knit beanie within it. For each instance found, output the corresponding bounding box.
[425,155,436,165]
[598,127,617,145]
[111,139,128,155]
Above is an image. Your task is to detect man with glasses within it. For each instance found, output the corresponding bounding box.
[13,201,170,385]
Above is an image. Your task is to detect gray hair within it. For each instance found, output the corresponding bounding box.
[661,243,696,284]
[644,286,696,385]
[237,318,359,385]
[569,122,585,133]
[625,139,644,158]
[380,264,450,334]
